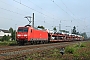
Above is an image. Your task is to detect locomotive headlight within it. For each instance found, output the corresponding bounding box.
[17,34,21,36]
[24,34,27,36]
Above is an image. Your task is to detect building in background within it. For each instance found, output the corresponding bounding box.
[0,29,11,39]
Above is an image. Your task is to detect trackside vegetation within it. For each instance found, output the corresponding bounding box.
[26,41,90,60]
[6,41,90,60]
[0,41,17,46]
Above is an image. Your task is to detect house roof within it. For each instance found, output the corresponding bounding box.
[0,36,3,39]
[0,29,10,33]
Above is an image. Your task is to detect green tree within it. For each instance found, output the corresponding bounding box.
[12,30,16,40]
[53,27,57,32]
[2,35,6,41]
[1,35,10,41]
[9,27,13,34]
[81,32,87,39]
[9,27,16,40]
[76,32,80,35]
[7,35,11,41]
[37,26,45,29]
[9,27,13,40]
[60,30,69,33]
[72,26,77,34]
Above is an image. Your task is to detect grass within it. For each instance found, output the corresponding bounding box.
[75,42,86,47]
[26,58,33,60]
[73,42,90,59]
[0,41,17,46]
[5,41,90,60]
[65,42,87,54]
[65,46,75,54]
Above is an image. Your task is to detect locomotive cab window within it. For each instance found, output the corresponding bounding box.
[24,28,28,32]
[18,28,28,32]
[18,29,23,32]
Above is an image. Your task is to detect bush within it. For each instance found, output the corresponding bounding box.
[65,47,75,54]
[1,35,11,41]
[80,43,86,47]
[0,41,17,46]
[0,42,9,46]
[75,43,86,47]
[0,39,2,41]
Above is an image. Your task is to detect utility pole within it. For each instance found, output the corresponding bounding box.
[71,20,72,34]
[32,13,34,28]
[59,21,61,32]
[15,24,17,41]
[59,24,61,32]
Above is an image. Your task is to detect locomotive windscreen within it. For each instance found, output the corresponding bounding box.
[18,28,28,32]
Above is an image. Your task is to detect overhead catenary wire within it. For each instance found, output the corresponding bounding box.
[51,0,83,32]
[0,0,65,28]
[13,0,57,28]
[13,0,44,15]
[0,3,25,23]
[61,0,75,17]
[28,0,66,28]
[0,1,42,23]
[13,0,56,20]
[0,16,22,23]
[0,16,13,21]
[0,0,54,28]
[0,0,89,33]
[61,0,84,21]
[60,0,82,21]
[28,0,57,19]
[0,0,31,14]
[0,6,27,22]
[0,7,27,23]
[0,0,34,23]
[0,7,24,16]
[51,0,76,20]
[28,0,60,27]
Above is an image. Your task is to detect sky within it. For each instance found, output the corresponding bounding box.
[0,0,90,37]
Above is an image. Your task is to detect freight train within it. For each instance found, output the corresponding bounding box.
[16,25,84,45]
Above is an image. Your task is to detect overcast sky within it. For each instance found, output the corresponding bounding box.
[0,0,90,37]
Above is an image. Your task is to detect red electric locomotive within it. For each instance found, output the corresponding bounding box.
[16,25,84,45]
[16,14,84,45]
[16,25,48,45]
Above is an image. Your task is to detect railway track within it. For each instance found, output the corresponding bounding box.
[0,41,87,59]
